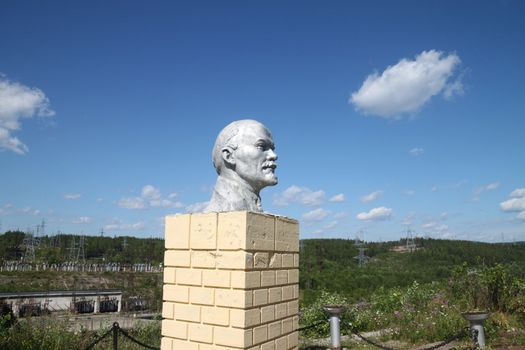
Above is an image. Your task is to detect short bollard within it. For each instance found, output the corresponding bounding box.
[462,312,489,349]
[323,305,345,350]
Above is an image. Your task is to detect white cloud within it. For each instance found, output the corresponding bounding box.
[402,212,416,226]
[405,190,416,196]
[475,182,500,194]
[421,222,436,229]
[500,188,525,221]
[510,188,525,198]
[117,197,145,209]
[0,75,55,154]
[350,50,462,118]
[500,197,525,212]
[73,216,92,224]
[357,206,392,221]
[141,185,161,200]
[302,208,330,221]
[104,221,145,231]
[431,186,439,192]
[329,193,345,202]
[273,185,325,207]
[360,190,383,203]
[117,185,182,209]
[323,220,338,229]
[185,201,209,213]
[64,193,81,200]
[409,147,424,156]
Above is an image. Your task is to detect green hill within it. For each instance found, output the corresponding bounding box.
[300,238,525,304]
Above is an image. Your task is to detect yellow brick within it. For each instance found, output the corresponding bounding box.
[274,217,299,252]
[282,286,294,301]
[293,316,299,331]
[261,305,275,323]
[274,335,287,350]
[176,268,202,286]
[202,306,229,326]
[163,267,176,283]
[261,340,275,350]
[162,302,175,319]
[164,250,191,267]
[163,285,189,303]
[288,269,299,284]
[165,214,190,249]
[281,317,293,334]
[253,252,269,268]
[231,270,261,289]
[217,211,247,250]
[230,308,261,328]
[190,213,217,249]
[190,287,215,305]
[246,212,275,251]
[214,327,252,348]
[216,251,253,269]
[274,302,287,319]
[189,323,213,344]
[287,300,298,316]
[161,319,187,339]
[203,270,230,288]
[253,289,268,306]
[281,254,293,268]
[171,339,199,350]
[293,254,299,267]
[269,253,282,268]
[160,337,172,350]
[253,324,268,344]
[293,285,299,299]
[216,289,252,308]
[268,321,281,339]
[261,271,275,287]
[191,251,216,268]
[275,270,288,285]
[268,287,282,303]
[287,331,298,348]
[174,303,201,323]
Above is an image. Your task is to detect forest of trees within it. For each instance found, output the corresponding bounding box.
[0,231,164,264]
[299,238,525,304]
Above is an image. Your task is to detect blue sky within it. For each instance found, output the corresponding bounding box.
[1,0,524,242]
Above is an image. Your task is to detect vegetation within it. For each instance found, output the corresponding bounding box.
[2,233,525,348]
[299,239,525,348]
[0,231,164,264]
[0,316,161,350]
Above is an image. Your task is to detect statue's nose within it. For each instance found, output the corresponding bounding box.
[267,149,277,161]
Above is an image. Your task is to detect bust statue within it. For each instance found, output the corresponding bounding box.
[203,119,278,212]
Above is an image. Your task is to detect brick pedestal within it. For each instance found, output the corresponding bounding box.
[161,211,299,350]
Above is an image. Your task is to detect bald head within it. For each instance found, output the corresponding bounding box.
[212,119,272,175]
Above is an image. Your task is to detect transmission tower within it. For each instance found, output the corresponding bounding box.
[354,247,369,267]
[22,229,38,263]
[79,235,86,263]
[405,227,416,252]
[68,236,78,262]
[354,229,365,246]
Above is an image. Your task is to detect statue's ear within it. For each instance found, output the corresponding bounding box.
[221,147,235,166]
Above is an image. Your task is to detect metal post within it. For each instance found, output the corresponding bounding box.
[323,305,345,350]
[112,322,119,350]
[462,312,489,349]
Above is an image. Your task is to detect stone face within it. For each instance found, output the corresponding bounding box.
[162,212,299,350]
